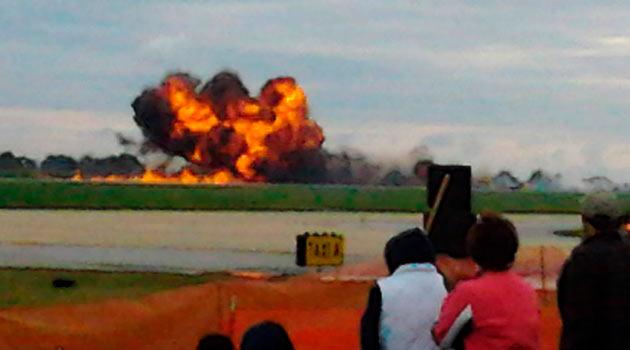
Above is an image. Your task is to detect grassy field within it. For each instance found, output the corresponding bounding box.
[0,268,226,308]
[0,178,628,213]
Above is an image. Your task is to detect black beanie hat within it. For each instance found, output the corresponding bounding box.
[384,227,435,274]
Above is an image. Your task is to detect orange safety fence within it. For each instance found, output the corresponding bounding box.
[0,246,568,350]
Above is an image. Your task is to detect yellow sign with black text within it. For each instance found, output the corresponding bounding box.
[296,233,344,267]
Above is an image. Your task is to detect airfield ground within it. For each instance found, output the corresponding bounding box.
[0,180,582,349]
[0,178,615,213]
[0,210,579,274]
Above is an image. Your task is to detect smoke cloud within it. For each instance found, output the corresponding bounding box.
[131,70,325,183]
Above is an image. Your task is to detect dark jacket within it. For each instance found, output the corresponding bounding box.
[557,231,630,350]
[360,284,382,350]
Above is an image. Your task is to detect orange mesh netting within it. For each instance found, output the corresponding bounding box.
[0,246,566,349]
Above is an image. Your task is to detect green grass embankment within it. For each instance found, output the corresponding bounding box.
[0,268,226,308]
[0,178,627,213]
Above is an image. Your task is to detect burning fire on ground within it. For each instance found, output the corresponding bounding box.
[74,71,325,185]
[72,168,235,185]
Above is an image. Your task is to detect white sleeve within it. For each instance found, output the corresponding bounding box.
[439,305,472,349]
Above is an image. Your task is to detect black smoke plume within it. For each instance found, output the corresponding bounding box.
[131,70,326,182]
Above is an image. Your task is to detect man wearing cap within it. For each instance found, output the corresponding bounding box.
[557,191,630,350]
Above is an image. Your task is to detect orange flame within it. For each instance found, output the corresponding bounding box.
[71,168,236,185]
[73,74,323,185]
[159,75,323,181]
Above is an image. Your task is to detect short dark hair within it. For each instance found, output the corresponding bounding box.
[240,321,294,350]
[197,334,234,350]
[384,228,435,274]
[466,213,518,271]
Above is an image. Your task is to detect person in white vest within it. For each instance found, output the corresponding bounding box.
[360,228,447,350]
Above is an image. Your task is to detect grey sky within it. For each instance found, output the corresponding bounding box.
[2,1,630,183]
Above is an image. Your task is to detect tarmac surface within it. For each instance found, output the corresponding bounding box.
[0,210,580,273]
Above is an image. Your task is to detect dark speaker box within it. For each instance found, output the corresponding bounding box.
[427,165,474,257]
[429,211,477,257]
[427,165,471,213]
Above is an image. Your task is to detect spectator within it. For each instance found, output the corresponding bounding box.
[434,254,478,292]
[431,212,479,290]
[557,192,630,349]
[197,333,234,350]
[361,228,446,350]
[240,321,294,350]
[432,214,539,349]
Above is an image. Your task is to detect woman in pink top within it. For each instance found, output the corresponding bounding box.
[432,214,540,350]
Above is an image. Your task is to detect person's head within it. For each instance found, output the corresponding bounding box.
[197,334,234,350]
[434,255,478,290]
[430,212,479,288]
[384,228,435,274]
[240,321,294,350]
[466,213,518,272]
[581,191,623,238]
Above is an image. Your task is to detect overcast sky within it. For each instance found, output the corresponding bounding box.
[2,1,630,184]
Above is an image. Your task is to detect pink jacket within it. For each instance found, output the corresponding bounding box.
[432,271,540,350]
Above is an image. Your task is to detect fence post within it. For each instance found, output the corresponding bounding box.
[539,245,547,302]
[228,295,238,338]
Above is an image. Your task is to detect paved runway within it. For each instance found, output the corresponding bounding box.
[0,244,370,274]
[0,210,579,273]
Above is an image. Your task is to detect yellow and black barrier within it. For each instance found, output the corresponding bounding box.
[296,232,344,267]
